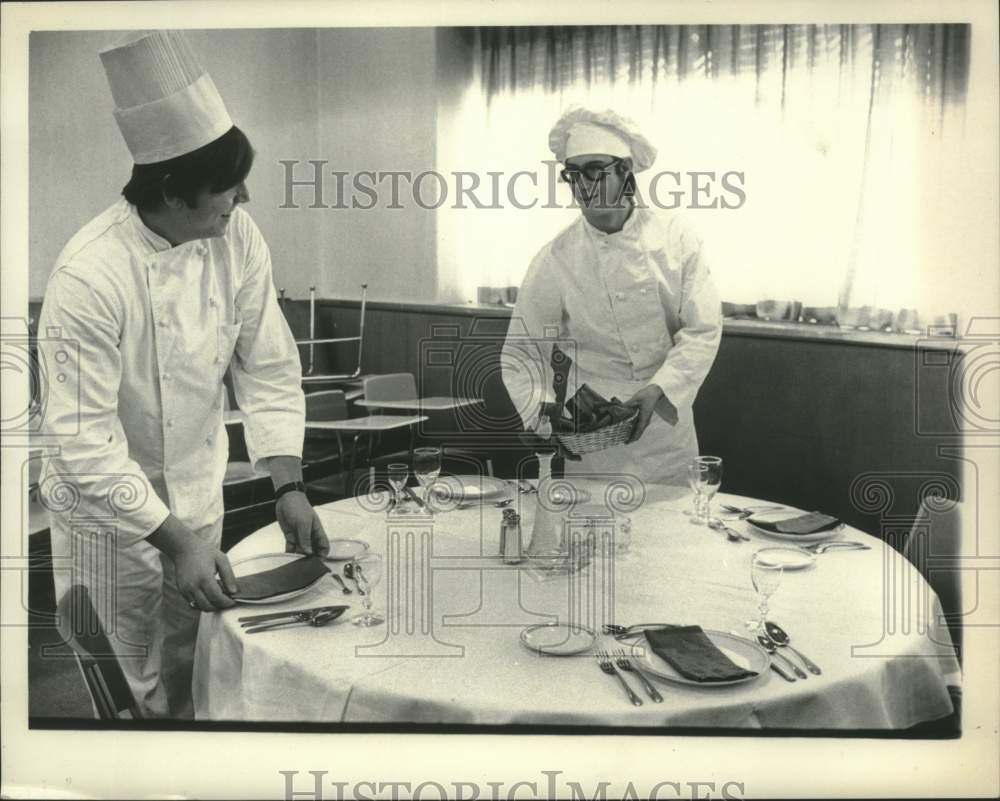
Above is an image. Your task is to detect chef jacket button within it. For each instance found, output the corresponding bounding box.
[206,437,213,446]
[162,373,170,381]
[209,297,217,307]
[640,288,648,295]
[166,419,174,428]
[214,355,221,364]
[615,292,625,300]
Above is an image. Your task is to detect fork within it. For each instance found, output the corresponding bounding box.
[614,649,662,702]
[597,651,643,706]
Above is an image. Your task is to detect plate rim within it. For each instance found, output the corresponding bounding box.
[228,551,327,605]
[746,518,845,543]
[323,538,371,562]
[628,628,769,686]
[753,546,817,570]
[433,475,510,501]
[519,622,597,656]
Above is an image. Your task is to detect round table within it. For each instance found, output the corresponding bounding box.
[193,481,959,728]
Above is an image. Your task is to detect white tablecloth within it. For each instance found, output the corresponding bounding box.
[193,483,960,728]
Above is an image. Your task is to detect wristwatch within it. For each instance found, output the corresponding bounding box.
[274,480,307,501]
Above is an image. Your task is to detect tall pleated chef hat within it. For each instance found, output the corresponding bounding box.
[548,106,657,172]
[100,30,233,164]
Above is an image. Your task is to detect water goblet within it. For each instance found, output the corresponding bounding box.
[350,553,385,627]
[387,462,409,513]
[689,456,723,525]
[412,447,442,513]
[747,550,783,634]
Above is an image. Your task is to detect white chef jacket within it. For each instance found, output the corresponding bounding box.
[37,197,304,545]
[501,205,722,485]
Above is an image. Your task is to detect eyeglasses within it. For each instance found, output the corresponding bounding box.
[560,158,622,184]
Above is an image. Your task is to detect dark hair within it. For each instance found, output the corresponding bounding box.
[122,125,255,211]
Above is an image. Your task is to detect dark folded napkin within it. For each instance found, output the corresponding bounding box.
[228,555,330,601]
[752,511,842,535]
[644,625,758,683]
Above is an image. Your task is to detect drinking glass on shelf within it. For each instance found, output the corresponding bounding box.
[413,446,442,512]
[747,550,783,634]
[387,462,409,513]
[350,553,385,627]
[688,456,723,525]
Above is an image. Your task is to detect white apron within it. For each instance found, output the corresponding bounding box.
[502,206,722,489]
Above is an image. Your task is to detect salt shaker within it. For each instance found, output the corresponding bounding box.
[499,508,516,556]
[501,512,524,565]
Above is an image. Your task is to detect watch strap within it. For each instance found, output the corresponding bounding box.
[274,480,307,501]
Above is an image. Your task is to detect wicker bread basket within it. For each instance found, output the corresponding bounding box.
[555,408,639,455]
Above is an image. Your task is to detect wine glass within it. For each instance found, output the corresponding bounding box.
[387,462,409,513]
[688,456,723,525]
[412,447,442,512]
[747,550,783,634]
[350,553,384,627]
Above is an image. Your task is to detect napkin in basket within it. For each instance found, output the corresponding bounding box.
[228,555,330,601]
[644,625,758,682]
[557,384,634,433]
[751,511,842,535]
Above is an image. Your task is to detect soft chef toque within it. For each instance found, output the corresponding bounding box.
[548,106,657,172]
[100,30,233,164]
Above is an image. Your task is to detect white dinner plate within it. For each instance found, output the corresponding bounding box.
[324,538,370,562]
[628,629,769,687]
[229,552,327,606]
[433,475,510,502]
[752,546,816,570]
[520,623,596,656]
[745,509,845,544]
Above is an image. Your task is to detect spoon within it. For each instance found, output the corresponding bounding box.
[764,621,822,674]
[756,635,807,679]
[330,574,352,594]
[245,607,346,634]
[707,518,750,542]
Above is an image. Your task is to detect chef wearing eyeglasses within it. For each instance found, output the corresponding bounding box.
[501,107,722,485]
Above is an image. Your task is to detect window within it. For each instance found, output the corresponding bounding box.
[437,25,978,335]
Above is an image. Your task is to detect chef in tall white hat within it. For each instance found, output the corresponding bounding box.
[502,106,722,486]
[38,30,328,718]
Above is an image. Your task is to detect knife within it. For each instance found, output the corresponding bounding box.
[404,485,426,508]
[238,605,344,626]
[769,662,796,682]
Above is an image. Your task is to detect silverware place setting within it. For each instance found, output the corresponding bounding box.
[800,541,871,555]
[707,518,751,542]
[240,606,349,634]
[613,648,662,702]
[765,620,822,674]
[596,650,643,706]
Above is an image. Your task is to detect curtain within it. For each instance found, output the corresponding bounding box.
[437,24,972,334]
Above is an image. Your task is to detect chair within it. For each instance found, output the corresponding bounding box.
[904,498,964,664]
[303,389,350,468]
[56,584,142,720]
[363,372,418,404]
[299,284,369,384]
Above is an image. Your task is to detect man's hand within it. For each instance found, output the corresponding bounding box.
[624,385,667,444]
[147,516,238,611]
[276,492,330,558]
